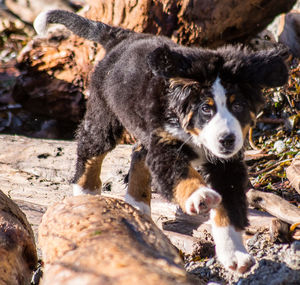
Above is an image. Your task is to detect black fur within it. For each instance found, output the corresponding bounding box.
[42,10,288,230]
[200,158,249,229]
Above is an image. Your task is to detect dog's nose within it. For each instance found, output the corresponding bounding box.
[219,133,235,149]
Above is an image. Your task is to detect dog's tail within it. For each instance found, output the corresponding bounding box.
[34,10,133,49]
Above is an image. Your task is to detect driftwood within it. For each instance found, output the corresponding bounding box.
[286,157,300,195]
[0,189,37,285]
[279,10,300,58]
[270,218,293,243]
[38,195,200,285]
[246,189,300,227]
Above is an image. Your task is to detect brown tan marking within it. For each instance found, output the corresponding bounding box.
[156,129,178,145]
[213,205,230,227]
[77,154,106,193]
[183,111,202,136]
[182,110,194,129]
[169,77,199,89]
[229,94,236,104]
[186,127,201,136]
[174,167,206,211]
[242,123,251,139]
[250,111,257,126]
[207,97,215,106]
[127,155,151,206]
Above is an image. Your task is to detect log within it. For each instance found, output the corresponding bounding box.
[0,189,37,285]
[279,10,300,58]
[286,156,300,195]
[246,189,300,227]
[5,0,77,24]
[38,195,200,285]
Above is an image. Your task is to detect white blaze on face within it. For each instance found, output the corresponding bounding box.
[194,77,243,158]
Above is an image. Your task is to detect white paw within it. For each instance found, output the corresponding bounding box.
[212,225,255,274]
[125,193,151,216]
[217,246,254,273]
[185,187,222,215]
[72,184,100,196]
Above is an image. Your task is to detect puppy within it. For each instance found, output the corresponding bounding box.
[34,10,288,273]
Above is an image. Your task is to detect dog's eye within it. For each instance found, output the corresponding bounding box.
[201,104,212,115]
[231,102,245,113]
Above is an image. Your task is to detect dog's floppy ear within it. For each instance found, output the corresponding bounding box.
[147,45,191,77]
[242,47,289,88]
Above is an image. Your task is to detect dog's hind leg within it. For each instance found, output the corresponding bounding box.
[125,144,151,216]
[72,98,124,196]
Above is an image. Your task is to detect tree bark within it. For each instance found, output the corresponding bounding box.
[0,189,37,285]
[38,195,200,285]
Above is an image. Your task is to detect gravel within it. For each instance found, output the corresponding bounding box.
[185,230,300,284]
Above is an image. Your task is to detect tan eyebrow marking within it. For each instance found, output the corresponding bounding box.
[169,77,199,89]
[207,97,215,106]
[229,94,236,104]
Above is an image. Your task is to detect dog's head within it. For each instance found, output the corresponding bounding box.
[147,45,288,159]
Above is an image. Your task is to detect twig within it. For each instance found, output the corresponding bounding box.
[249,158,293,176]
[248,127,260,150]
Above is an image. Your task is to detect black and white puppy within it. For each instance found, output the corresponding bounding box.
[34,10,288,273]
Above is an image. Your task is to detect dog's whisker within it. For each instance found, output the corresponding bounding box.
[177,136,192,153]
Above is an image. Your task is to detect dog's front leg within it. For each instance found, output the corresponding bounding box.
[211,206,255,273]
[174,167,222,215]
[146,130,221,214]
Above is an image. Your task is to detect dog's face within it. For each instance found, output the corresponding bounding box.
[190,77,247,158]
[148,45,288,159]
[166,76,254,158]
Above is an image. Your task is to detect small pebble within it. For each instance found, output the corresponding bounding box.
[273,140,286,153]
[291,240,300,252]
[206,258,215,267]
[247,233,259,248]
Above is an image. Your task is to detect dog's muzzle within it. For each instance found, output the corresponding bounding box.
[218,133,236,154]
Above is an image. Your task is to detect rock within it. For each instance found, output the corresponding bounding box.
[291,240,300,251]
[38,195,200,285]
[283,242,300,270]
[273,140,286,153]
[206,258,215,267]
[286,156,300,195]
[0,189,37,284]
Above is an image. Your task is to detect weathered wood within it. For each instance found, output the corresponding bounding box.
[246,189,300,227]
[270,218,293,243]
[5,0,77,24]
[286,156,300,195]
[279,10,300,58]
[38,195,200,285]
[0,189,37,285]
